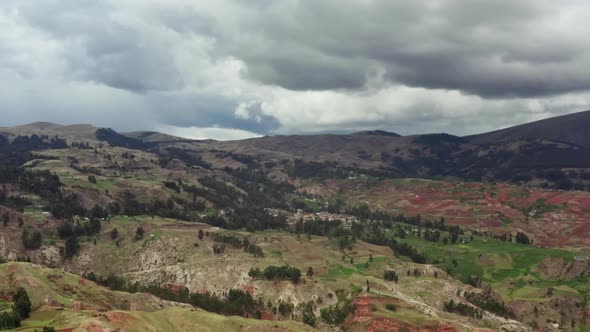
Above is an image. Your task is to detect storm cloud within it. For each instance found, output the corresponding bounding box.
[1,0,590,139]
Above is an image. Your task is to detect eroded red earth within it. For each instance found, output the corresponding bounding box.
[303,179,590,248]
[349,296,457,332]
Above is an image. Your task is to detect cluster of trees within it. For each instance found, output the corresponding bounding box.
[0,288,31,330]
[203,207,287,232]
[443,287,512,320]
[443,299,482,319]
[57,218,101,239]
[248,265,302,283]
[86,272,263,318]
[212,233,264,257]
[464,289,513,318]
[183,179,241,210]
[113,190,200,221]
[486,230,533,246]
[390,239,426,264]
[159,147,211,169]
[96,128,149,150]
[287,159,398,180]
[293,212,429,264]
[18,170,62,198]
[0,134,67,153]
[320,300,356,326]
[48,193,86,220]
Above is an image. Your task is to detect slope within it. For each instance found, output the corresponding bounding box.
[465,110,590,147]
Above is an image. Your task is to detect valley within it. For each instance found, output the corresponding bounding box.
[0,113,589,331]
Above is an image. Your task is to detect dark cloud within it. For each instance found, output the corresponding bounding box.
[1,0,590,139]
[146,94,280,134]
[10,0,183,92]
[195,0,590,97]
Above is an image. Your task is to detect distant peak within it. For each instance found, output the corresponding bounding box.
[18,121,63,129]
[352,130,401,137]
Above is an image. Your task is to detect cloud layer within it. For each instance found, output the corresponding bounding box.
[1,0,590,139]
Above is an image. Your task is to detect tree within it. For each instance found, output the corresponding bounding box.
[21,226,42,250]
[43,327,56,332]
[198,229,204,240]
[0,312,21,329]
[64,236,80,259]
[135,226,145,241]
[385,303,396,311]
[12,287,31,319]
[307,266,314,277]
[302,301,316,327]
[515,232,531,245]
[384,270,398,283]
[2,211,8,227]
[88,175,97,184]
[110,228,119,240]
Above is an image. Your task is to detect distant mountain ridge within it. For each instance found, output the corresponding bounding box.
[465,110,590,147]
[4,110,590,190]
[5,110,590,146]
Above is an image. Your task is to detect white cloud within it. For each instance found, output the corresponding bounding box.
[157,124,262,141]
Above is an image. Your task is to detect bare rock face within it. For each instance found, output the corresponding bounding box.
[36,246,61,267]
[537,257,589,280]
[0,234,19,260]
[0,235,5,257]
[512,296,583,332]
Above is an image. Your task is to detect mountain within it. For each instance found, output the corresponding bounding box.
[0,122,99,141]
[465,110,590,147]
[352,130,401,137]
[124,130,190,143]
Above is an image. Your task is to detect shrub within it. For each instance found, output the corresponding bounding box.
[21,226,42,250]
[385,303,397,311]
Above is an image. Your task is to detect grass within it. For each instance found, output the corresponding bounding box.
[0,299,11,312]
[391,232,587,301]
[324,265,357,280]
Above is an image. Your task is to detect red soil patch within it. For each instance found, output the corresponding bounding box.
[161,283,188,294]
[260,310,273,320]
[105,311,135,324]
[365,317,457,332]
[408,195,428,205]
[351,296,373,323]
[497,191,509,202]
[367,318,411,332]
[241,286,255,296]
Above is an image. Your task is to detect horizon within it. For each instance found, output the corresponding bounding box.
[2,108,589,141]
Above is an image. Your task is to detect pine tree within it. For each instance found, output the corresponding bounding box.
[12,287,31,319]
[65,236,80,259]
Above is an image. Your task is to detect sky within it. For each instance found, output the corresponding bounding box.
[1,0,590,140]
